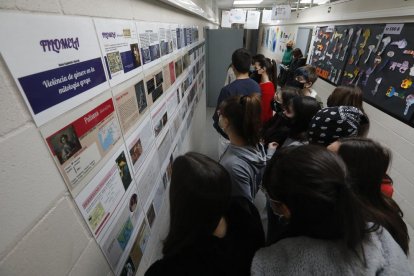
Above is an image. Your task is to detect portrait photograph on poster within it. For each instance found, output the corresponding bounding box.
[125,115,155,176]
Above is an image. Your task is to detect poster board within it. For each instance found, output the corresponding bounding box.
[0,12,109,126]
[310,23,414,126]
[94,18,143,87]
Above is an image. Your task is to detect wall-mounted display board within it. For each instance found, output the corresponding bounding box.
[1,10,206,274]
[310,23,414,126]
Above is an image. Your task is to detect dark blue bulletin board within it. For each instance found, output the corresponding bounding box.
[310,23,414,127]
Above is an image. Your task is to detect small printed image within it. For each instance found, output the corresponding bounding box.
[149,44,160,60]
[146,204,156,227]
[129,193,138,213]
[130,43,141,68]
[176,88,180,103]
[152,85,163,103]
[121,257,135,276]
[47,125,82,165]
[134,81,147,113]
[88,202,105,231]
[116,151,132,190]
[155,71,164,86]
[129,237,143,269]
[107,51,123,74]
[161,41,169,56]
[146,78,155,94]
[169,61,176,83]
[138,220,150,252]
[123,28,131,38]
[141,48,151,64]
[117,217,134,250]
[162,112,168,126]
[129,139,143,165]
[175,58,183,77]
[183,53,190,70]
[154,120,163,137]
[98,120,121,152]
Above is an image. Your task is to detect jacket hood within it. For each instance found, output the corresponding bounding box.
[226,143,267,169]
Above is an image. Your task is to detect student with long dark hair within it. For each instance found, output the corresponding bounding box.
[252,145,413,275]
[262,86,300,147]
[257,58,278,123]
[218,94,268,202]
[282,96,321,147]
[146,153,264,276]
[328,137,410,255]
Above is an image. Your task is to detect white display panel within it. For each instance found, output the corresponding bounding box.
[94,18,143,87]
[0,12,109,126]
[136,21,162,70]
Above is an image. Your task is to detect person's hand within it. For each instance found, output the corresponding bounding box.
[268,142,279,150]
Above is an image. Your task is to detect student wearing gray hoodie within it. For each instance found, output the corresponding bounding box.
[218,94,274,202]
[252,145,413,275]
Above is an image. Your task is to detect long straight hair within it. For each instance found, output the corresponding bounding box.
[337,137,409,254]
[288,96,321,141]
[258,58,278,88]
[163,153,231,257]
[220,94,262,146]
[263,145,369,251]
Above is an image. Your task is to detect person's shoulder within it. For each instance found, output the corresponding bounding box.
[145,259,168,276]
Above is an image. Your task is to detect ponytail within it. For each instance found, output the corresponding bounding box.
[270,59,278,88]
[240,94,262,146]
[219,94,262,146]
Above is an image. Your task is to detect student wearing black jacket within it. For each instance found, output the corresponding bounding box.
[145,153,264,276]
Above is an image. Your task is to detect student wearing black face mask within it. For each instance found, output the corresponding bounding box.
[250,54,265,84]
[283,48,306,87]
[288,65,323,108]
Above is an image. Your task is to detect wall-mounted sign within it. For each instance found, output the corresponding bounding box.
[271,5,291,20]
[221,10,232,28]
[0,12,109,126]
[229,9,247,24]
[245,11,261,30]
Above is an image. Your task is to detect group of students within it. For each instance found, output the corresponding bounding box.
[145,48,413,275]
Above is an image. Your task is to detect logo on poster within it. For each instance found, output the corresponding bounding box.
[102,32,116,39]
[40,37,80,53]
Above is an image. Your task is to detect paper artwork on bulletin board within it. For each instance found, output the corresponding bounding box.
[94,18,143,87]
[0,12,109,126]
[309,23,414,126]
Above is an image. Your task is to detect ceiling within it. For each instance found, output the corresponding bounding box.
[159,0,343,24]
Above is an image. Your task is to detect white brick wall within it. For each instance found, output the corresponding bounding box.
[0,1,213,275]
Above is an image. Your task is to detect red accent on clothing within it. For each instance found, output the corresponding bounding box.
[260,82,275,124]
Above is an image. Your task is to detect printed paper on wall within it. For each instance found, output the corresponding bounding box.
[0,12,109,126]
[94,18,143,87]
[40,91,122,195]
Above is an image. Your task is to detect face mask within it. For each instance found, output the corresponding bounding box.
[290,79,305,89]
[286,46,293,50]
[272,101,283,113]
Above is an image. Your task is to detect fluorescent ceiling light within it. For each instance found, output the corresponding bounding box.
[298,0,330,4]
[234,0,263,5]
[167,0,205,15]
